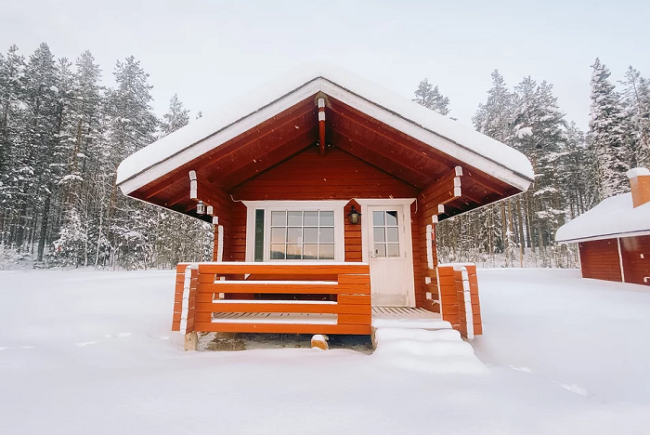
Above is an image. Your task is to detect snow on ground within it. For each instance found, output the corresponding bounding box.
[1,268,650,434]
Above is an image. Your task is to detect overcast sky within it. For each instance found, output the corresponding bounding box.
[2,0,649,130]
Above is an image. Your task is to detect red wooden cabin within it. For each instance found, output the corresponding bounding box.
[116,64,533,343]
[556,168,650,286]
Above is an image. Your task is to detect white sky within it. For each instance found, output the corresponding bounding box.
[2,0,649,131]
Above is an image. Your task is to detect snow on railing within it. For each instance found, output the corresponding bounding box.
[436,264,482,339]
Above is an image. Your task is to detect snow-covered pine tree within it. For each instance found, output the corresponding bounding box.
[512,78,566,263]
[153,95,212,268]
[104,56,158,268]
[473,70,515,265]
[620,67,650,167]
[413,78,450,115]
[52,51,104,266]
[588,58,630,199]
[0,45,26,243]
[13,43,61,257]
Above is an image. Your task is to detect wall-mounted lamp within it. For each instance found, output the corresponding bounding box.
[196,200,206,215]
[347,205,361,225]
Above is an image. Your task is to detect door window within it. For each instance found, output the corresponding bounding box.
[372,210,400,258]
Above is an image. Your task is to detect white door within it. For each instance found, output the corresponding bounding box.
[366,205,415,307]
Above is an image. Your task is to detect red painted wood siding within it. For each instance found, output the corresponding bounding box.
[213,146,430,292]
[579,239,623,282]
[620,235,650,286]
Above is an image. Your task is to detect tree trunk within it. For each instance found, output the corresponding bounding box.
[37,184,53,262]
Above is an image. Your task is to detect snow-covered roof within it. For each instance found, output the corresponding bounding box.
[116,62,534,195]
[556,193,650,243]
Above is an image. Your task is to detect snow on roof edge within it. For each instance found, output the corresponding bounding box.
[555,193,650,243]
[117,62,534,193]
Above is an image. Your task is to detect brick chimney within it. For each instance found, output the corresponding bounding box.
[627,168,650,208]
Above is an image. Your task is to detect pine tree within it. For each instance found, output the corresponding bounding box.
[588,58,630,199]
[413,78,450,115]
[52,51,104,266]
[104,56,158,267]
[0,45,26,241]
[160,94,190,136]
[620,67,650,167]
[473,71,514,263]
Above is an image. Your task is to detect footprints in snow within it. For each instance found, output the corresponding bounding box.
[508,364,590,398]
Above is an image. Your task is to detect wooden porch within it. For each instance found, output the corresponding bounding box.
[172,261,483,349]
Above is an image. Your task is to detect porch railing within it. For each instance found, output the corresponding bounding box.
[172,262,371,336]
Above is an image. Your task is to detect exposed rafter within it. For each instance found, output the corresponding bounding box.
[318,96,326,157]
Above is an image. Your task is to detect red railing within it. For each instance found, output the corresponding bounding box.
[172,262,371,335]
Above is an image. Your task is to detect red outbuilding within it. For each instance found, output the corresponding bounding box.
[556,168,650,286]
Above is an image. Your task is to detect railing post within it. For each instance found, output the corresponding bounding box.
[180,263,199,351]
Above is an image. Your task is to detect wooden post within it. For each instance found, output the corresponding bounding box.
[180,264,199,351]
[184,332,198,351]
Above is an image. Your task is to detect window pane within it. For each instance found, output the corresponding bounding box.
[271,211,286,226]
[286,244,302,259]
[320,211,334,226]
[386,227,399,243]
[304,211,319,226]
[374,244,386,257]
[271,228,286,243]
[254,209,265,262]
[304,228,318,243]
[288,211,302,226]
[270,244,285,259]
[387,243,400,257]
[373,211,385,226]
[319,244,334,260]
[287,228,302,243]
[304,244,318,259]
[373,227,385,243]
[320,227,334,243]
[386,211,398,226]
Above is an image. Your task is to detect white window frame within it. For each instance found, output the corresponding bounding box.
[243,200,347,262]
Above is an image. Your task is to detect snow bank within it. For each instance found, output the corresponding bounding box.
[555,192,650,242]
[116,62,533,194]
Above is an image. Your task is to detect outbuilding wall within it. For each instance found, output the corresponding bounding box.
[620,235,650,285]
[579,236,650,286]
[578,239,623,282]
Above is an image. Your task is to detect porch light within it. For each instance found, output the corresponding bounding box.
[347,206,361,225]
[196,201,206,215]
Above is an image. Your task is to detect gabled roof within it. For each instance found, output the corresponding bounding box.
[556,193,650,243]
[116,63,533,196]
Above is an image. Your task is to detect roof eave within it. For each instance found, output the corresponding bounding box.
[118,76,533,196]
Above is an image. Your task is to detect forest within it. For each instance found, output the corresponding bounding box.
[0,42,648,269]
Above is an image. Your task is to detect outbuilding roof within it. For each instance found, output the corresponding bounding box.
[556,193,650,243]
[116,63,533,196]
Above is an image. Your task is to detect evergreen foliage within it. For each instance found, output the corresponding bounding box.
[0,44,211,269]
[419,61,648,268]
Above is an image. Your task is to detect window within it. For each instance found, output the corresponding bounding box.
[244,201,346,262]
[372,210,400,257]
[270,211,335,260]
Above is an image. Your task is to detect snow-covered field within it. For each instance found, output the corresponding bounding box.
[1,268,649,434]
